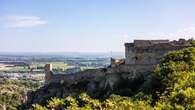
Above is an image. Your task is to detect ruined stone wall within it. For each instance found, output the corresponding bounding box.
[125,39,194,65]
[45,69,106,84]
[44,39,195,84]
[107,64,154,74]
[45,64,154,84]
[134,40,169,47]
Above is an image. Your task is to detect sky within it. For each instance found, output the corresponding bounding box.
[0,0,195,52]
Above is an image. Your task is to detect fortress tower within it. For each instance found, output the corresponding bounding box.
[44,64,53,84]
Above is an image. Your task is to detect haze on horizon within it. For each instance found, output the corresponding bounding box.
[0,0,195,53]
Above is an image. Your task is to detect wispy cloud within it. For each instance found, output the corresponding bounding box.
[6,15,47,28]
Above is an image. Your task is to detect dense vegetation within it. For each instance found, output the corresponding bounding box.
[31,47,195,110]
[0,79,42,110]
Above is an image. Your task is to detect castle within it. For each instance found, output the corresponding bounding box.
[25,38,195,106]
[45,39,195,84]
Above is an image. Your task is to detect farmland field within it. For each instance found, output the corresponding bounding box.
[0,63,28,72]
[0,61,72,72]
[30,61,72,71]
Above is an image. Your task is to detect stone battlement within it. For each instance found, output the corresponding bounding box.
[125,39,193,48]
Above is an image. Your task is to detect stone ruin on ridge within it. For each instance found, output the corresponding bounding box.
[45,39,195,84]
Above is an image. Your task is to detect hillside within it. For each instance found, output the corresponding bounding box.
[20,47,195,110]
[0,79,42,110]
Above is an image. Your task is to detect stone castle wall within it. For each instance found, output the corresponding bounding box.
[125,39,194,65]
[45,39,195,84]
[45,64,154,84]
[45,69,106,84]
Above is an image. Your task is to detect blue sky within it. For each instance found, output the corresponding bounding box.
[0,0,195,52]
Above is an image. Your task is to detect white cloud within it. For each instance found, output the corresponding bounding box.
[6,15,47,28]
